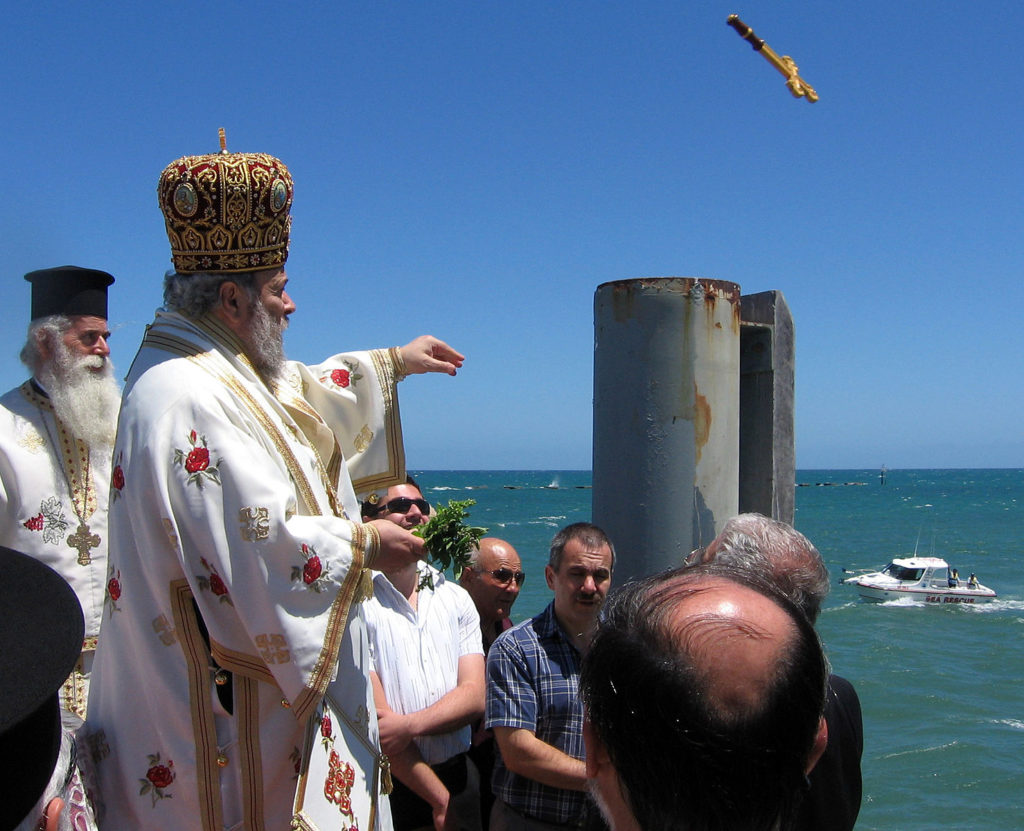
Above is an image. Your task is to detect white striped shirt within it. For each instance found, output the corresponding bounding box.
[364,562,483,764]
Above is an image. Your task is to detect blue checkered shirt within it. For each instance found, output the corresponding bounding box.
[485,601,586,825]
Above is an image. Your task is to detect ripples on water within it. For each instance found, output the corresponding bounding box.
[417,468,1024,829]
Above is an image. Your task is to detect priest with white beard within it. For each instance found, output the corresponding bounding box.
[0,265,118,725]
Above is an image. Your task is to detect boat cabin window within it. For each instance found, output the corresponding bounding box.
[882,563,924,581]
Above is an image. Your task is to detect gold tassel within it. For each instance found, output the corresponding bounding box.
[360,568,375,602]
[379,754,393,795]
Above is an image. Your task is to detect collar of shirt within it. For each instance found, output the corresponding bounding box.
[370,562,445,617]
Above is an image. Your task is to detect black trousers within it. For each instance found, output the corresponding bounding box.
[390,752,470,831]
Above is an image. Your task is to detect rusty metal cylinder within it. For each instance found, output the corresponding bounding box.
[592,277,741,584]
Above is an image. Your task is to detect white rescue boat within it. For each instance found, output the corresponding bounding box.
[843,556,996,604]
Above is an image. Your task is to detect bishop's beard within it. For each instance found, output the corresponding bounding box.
[246,298,289,386]
[38,349,120,449]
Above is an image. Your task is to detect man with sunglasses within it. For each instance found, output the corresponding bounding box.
[460,539,525,652]
[460,538,525,829]
[361,477,486,831]
[362,477,433,530]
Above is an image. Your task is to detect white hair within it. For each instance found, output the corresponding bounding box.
[707,513,830,623]
[19,316,70,375]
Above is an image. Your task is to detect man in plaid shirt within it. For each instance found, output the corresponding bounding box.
[484,523,614,830]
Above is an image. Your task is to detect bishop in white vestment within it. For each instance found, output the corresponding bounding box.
[86,142,464,831]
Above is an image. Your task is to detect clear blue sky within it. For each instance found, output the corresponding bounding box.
[2,1,1021,470]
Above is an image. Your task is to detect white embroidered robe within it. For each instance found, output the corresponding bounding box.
[86,310,406,831]
[0,381,111,720]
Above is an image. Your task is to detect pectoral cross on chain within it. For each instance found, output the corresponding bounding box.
[68,523,100,566]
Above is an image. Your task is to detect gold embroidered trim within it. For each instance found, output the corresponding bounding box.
[169,580,224,831]
[182,354,325,517]
[388,345,408,382]
[324,691,385,823]
[358,522,381,574]
[142,322,337,518]
[236,675,266,831]
[60,653,88,720]
[291,692,383,830]
[20,382,98,521]
[210,639,278,687]
[292,521,366,723]
[350,351,406,495]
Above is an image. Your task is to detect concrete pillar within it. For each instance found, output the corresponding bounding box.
[739,291,795,525]
[592,277,741,584]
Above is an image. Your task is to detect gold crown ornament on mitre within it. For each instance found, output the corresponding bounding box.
[158,129,294,273]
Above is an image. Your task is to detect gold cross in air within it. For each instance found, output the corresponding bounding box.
[727,14,818,102]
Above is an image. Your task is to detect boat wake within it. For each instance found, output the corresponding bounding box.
[881,741,959,760]
[964,598,1024,613]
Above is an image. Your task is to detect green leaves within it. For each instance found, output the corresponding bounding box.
[414,499,487,590]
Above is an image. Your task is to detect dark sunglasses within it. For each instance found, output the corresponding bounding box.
[375,496,430,515]
[482,567,526,586]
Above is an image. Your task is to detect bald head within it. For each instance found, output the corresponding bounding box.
[671,576,797,720]
[581,563,828,831]
[460,537,523,632]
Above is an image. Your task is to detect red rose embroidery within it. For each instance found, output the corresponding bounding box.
[146,762,174,789]
[23,513,44,531]
[105,567,122,616]
[321,361,362,390]
[185,447,210,473]
[321,714,333,738]
[112,465,125,491]
[197,557,232,605]
[139,753,175,805]
[303,556,323,584]
[174,431,220,488]
[293,543,329,591]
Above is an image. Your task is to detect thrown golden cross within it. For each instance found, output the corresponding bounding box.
[727,14,818,103]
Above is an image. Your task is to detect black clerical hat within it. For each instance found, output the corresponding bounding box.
[24,265,115,320]
[0,546,84,828]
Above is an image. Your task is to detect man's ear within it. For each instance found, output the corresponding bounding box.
[805,715,829,775]
[583,715,610,778]
[35,328,55,363]
[216,280,248,324]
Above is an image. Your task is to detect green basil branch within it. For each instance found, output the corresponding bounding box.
[413,499,487,590]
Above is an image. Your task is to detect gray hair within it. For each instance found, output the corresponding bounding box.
[549,522,615,571]
[162,271,259,319]
[705,513,830,623]
[19,315,71,375]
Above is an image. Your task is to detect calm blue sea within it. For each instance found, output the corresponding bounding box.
[414,468,1024,830]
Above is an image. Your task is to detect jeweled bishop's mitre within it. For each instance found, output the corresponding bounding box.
[158,129,293,274]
